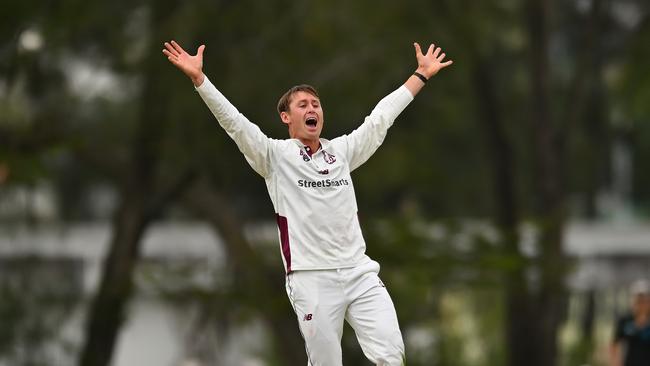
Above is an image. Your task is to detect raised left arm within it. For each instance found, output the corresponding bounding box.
[335,42,452,170]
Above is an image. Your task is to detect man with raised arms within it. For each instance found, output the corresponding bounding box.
[163,39,452,365]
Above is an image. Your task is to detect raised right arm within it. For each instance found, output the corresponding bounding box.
[163,40,272,178]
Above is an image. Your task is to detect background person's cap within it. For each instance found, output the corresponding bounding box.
[630,279,650,296]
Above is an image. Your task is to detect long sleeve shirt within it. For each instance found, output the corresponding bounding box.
[196,77,413,273]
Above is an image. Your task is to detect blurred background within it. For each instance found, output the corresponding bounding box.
[1,0,650,365]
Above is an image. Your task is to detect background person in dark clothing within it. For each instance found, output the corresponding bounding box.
[610,279,650,366]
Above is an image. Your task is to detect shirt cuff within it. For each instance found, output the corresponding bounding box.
[194,76,212,92]
[398,85,415,101]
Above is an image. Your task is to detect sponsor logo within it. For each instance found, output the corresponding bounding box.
[318,169,329,175]
[322,151,336,164]
[303,314,313,321]
[298,178,349,188]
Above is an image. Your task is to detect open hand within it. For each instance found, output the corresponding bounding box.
[163,40,205,86]
[413,42,453,79]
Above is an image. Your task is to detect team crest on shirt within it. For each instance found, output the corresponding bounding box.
[299,149,311,162]
[322,151,336,164]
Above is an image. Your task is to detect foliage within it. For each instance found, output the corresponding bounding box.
[0,257,81,365]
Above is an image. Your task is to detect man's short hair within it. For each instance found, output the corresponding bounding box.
[277,84,320,114]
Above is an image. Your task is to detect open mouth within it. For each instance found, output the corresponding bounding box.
[305,117,317,127]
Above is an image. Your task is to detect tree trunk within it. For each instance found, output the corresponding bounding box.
[471,58,538,366]
[520,0,569,365]
[77,4,187,363]
[78,197,150,366]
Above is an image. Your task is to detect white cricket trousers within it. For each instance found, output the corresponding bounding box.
[285,260,405,366]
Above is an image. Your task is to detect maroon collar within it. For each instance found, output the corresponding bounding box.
[304,143,322,157]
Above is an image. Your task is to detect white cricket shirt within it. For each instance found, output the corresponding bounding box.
[196,77,413,273]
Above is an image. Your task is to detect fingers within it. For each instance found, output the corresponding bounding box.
[163,40,204,57]
[163,50,180,66]
[415,42,445,58]
[163,42,180,57]
[171,40,186,54]
[413,42,422,56]
[440,60,453,68]
[417,42,444,59]
[426,43,450,64]
[168,57,181,67]
[162,49,175,59]
[433,47,441,59]
[162,48,181,66]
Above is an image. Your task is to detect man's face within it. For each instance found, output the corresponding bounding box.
[280,91,323,142]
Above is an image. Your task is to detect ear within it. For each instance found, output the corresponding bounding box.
[280,111,291,125]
